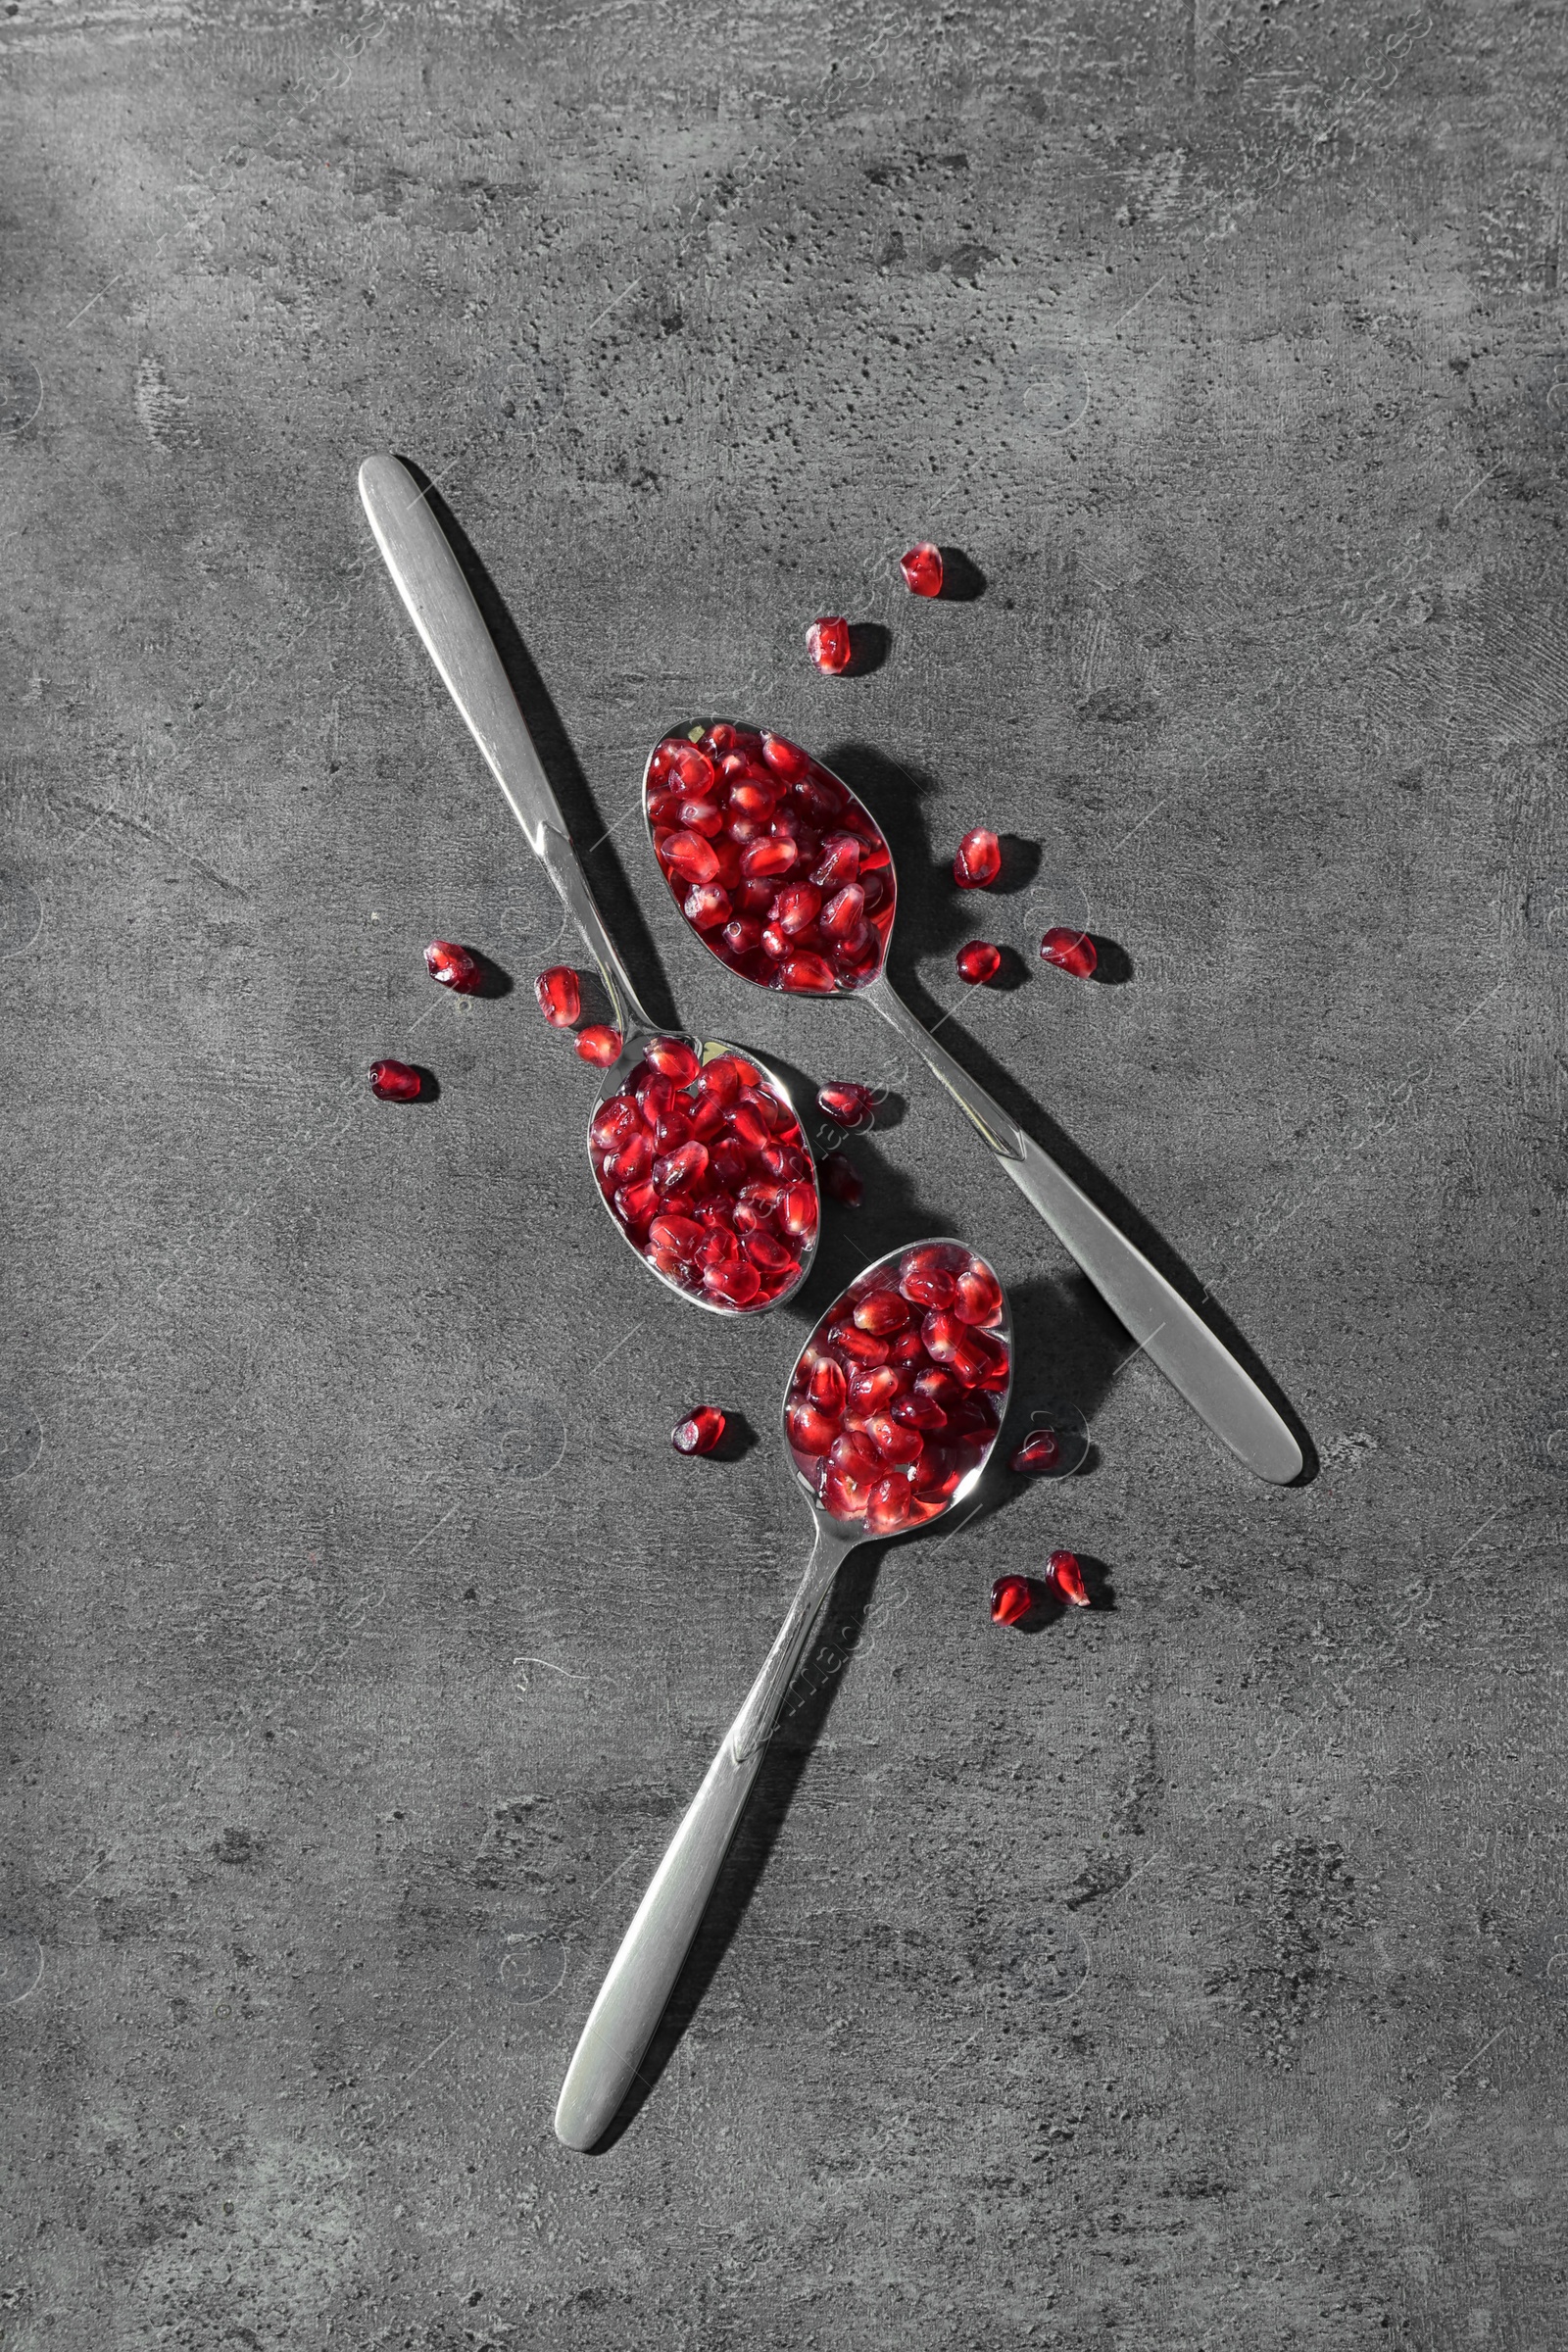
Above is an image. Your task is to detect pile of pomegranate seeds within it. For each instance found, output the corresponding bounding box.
[672,1405,726,1456]
[1048,1548,1091,1606]
[956,940,1002,985]
[1040,927,1097,979]
[900,542,944,599]
[425,939,486,996]
[786,1244,1009,1532]
[535,964,582,1027]
[954,828,1003,890]
[575,1022,623,1067]
[816,1080,877,1132]
[646,725,896,996]
[589,1040,816,1311]
[369,1057,422,1102]
[1010,1429,1060,1475]
[820,1150,862,1206]
[807,617,853,675]
[991,1573,1035,1628]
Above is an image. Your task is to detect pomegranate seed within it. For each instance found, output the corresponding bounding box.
[818,883,866,943]
[807,616,853,675]
[854,1290,910,1337]
[760,921,790,960]
[865,1475,913,1536]
[833,1320,889,1365]
[902,1266,955,1309]
[824,1434,880,1515]
[866,1410,923,1465]
[900,542,944,598]
[741,836,798,881]
[773,882,822,935]
[847,1365,900,1413]
[676,797,724,839]
[1011,1430,1060,1475]
[893,1391,948,1432]
[821,1152,862,1206]
[672,1405,726,1456]
[609,1129,654,1186]
[954,1261,1004,1327]
[615,1178,662,1229]
[781,1182,818,1238]
[646,1037,700,1084]
[649,1211,705,1259]
[816,1080,877,1132]
[534,965,582,1027]
[667,742,716,793]
[913,1366,963,1410]
[991,1574,1035,1629]
[654,1141,709,1194]
[1048,1549,1091,1607]
[890,1327,927,1363]
[590,1094,641,1151]
[795,775,844,823]
[954,828,1003,889]
[956,940,1002,985]
[728,776,780,818]
[708,1256,763,1305]
[788,1397,841,1455]
[746,1230,797,1277]
[683,882,732,930]
[664,831,722,887]
[808,1356,849,1414]
[369,1057,422,1102]
[721,914,762,957]
[1041,927,1098,979]
[575,1023,623,1067]
[811,833,862,891]
[781,951,837,994]
[424,939,486,995]
[760,733,810,781]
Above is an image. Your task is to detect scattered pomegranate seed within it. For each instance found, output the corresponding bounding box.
[954,828,1003,890]
[900,542,944,599]
[807,617,853,675]
[956,941,1002,985]
[535,965,582,1027]
[647,726,895,996]
[816,1080,877,1132]
[424,939,486,995]
[1041,928,1098,979]
[369,1058,422,1102]
[575,1023,623,1067]
[991,1574,1035,1628]
[1010,1430,1061,1475]
[821,1151,862,1207]
[1048,1549,1091,1607]
[672,1405,727,1456]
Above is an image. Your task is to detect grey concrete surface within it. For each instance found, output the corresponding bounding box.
[2,1,1565,2344]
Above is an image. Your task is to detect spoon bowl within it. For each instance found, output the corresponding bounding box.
[554,1236,1011,2148]
[587,1028,820,1316]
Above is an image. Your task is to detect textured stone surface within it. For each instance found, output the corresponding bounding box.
[2,3,1565,2345]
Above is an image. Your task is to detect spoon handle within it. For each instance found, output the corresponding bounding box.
[864,976,1301,1485]
[357,454,657,1037]
[554,1520,856,2151]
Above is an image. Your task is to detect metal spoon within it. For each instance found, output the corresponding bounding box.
[554,1235,1013,2149]
[645,718,1301,1479]
[356,462,820,1315]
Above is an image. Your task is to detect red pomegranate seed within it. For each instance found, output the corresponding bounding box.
[956,940,1002,985]
[900,542,944,598]
[807,616,853,675]
[1010,1430,1060,1475]
[866,1410,923,1465]
[821,1152,862,1206]
[954,828,1003,889]
[683,882,731,931]
[788,1397,841,1455]
[649,1212,705,1260]
[1048,1549,1091,1607]
[854,1290,910,1337]
[741,837,798,881]
[424,939,486,995]
[773,882,822,935]
[654,1140,709,1194]
[590,1094,640,1152]
[646,1037,700,1084]
[781,1181,818,1238]
[781,951,838,994]
[369,1057,422,1102]
[672,1405,726,1456]
[667,742,716,793]
[818,883,866,943]
[575,1023,623,1067]
[534,965,582,1027]
[1041,927,1098,979]
[760,733,810,781]
[721,914,762,957]
[808,1356,849,1415]
[893,1391,948,1432]
[991,1574,1035,1629]
[811,833,862,891]
[609,1129,654,1186]
[954,1262,1004,1327]
[824,1433,880,1512]
[833,1321,889,1366]
[865,1475,913,1536]
[816,1080,876,1131]
[847,1365,900,1413]
[676,797,724,839]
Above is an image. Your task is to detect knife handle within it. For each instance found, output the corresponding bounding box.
[357,455,655,1037]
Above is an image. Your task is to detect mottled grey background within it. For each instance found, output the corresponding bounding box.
[2,2,1565,2345]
